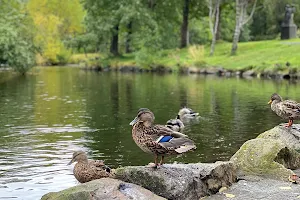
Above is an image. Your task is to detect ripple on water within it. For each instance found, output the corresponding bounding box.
[0,125,100,199]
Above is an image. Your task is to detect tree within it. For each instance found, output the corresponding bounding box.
[180,0,190,48]
[208,0,221,56]
[231,0,257,55]
[27,0,85,64]
[0,0,36,74]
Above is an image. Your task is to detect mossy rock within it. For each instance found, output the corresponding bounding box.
[230,138,300,180]
[41,178,165,200]
[114,162,237,199]
[258,124,300,151]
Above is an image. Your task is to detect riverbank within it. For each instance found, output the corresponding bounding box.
[68,39,300,79]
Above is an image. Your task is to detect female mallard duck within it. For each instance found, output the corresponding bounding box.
[130,108,196,168]
[67,151,112,183]
[165,118,185,132]
[177,107,200,124]
[268,93,300,127]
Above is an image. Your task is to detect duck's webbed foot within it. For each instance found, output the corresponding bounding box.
[146,154,159,168]
[285,119,294,128]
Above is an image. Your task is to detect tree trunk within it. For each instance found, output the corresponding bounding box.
[209,0,220,56]
[216,6,221,41]
[231,0,257,55]
[231,24,241,55]
[231,0,242,55]
[180,0,190,48]
[125,22,132,53]
[110,24,119,56]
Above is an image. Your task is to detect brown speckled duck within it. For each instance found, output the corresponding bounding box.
[268,93,300,127]
[130,108,196,168]
[67,151,112,183]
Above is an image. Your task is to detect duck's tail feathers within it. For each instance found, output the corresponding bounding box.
[171,131,188,138]
[175,144,196,153]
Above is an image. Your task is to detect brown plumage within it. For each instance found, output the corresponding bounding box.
[67,151,112,183]
[268,93,300,127]
[130,108,196,168]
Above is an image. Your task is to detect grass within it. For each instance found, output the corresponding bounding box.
[69,38,300,72]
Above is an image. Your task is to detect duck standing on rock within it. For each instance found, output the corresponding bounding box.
[130,108,196,168]
[268,93,300,128]
[67,151,113,183]
[177,107,200,124]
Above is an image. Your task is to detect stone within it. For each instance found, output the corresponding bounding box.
[188,67,200,74]
[258,124,300,151]
[204,177,300,200]
[242,70,255,77]
[230,137,300,180]
[41,178,165,200]
[281,4,297,40]
[114,162,237,200]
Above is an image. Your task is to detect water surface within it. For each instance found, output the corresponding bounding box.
[0,67,298,199]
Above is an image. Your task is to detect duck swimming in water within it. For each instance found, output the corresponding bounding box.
[165,118,185,132]
[68,151,112,183]
[177,107,200,124]
[268,93,300,128]
[130,108,196,168]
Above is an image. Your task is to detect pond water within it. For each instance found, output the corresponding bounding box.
[0,67,299,199]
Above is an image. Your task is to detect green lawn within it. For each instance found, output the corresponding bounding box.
[70,38,300,71]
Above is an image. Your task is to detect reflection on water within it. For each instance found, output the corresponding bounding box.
[0,67,299,199]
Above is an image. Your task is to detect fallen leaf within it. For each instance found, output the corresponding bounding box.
[224,193,235,198]
[279,186,292,190]
[219,186,227,193]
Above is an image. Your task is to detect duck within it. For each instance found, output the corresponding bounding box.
[129,108,196,168]
[165,118,185,132]
[67,151,113,183]
[268,93,300,127]
[177,107,200,124]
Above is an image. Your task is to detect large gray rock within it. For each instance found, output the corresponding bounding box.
[115,162,237,200]
[258,124,300,151]
[230,137,300,180]
[205,177,300,200]
[41,178,165,200]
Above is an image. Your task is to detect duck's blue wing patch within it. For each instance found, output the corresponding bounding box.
[156,135,173,143]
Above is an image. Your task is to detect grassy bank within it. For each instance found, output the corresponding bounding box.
[69,39,300,72]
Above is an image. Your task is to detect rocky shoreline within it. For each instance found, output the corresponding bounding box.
[81,65,299,80]
[41,124,300,200]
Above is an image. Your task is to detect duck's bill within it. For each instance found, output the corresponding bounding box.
[191,112,199,117]
[67,159,74,165]
[268,100,272,104]
[129,117,138,126]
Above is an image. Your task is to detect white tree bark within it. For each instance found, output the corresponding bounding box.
[208,0,221,56]
[231,0,257,55]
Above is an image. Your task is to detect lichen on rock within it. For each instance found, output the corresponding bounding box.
[230,137,300,180]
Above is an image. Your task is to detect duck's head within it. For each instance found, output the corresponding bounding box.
[268,93,282,104]
[177,107,199,119]
[68,151,88,165]
[129,108,155,127]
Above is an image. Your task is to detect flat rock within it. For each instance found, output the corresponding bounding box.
[115,162,237,200]
[258,124,300,151]
[204,177,300,200]
[41,178,165,200]
[242,70,255,77]
[230,137,300,180]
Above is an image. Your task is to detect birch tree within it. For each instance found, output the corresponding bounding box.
[231,0,257,55]
[208,0,221,56]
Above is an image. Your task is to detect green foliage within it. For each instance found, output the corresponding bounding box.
[0,0,36,74]
[27,0,85,64]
